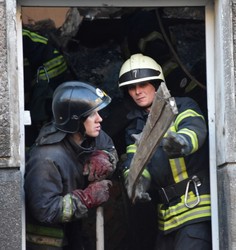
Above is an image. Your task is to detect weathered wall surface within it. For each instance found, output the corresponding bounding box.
[0,0,10,157]
[217,1,236,249]
[0,0,23,249]
[0,170,22,250]
[218,166,236,250]
[1,0,236,249]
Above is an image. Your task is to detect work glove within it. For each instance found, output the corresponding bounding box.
[83,150,116,182]
[131,132,143,146]
[162,131,192,158]
[72,180,112,209]
[123,168,151,203]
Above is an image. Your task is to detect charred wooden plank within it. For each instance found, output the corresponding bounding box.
[126,82,178,203]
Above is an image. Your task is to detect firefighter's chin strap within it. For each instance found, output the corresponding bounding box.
[155,8,206,90]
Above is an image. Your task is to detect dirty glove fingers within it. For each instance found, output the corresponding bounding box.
[134,175,151,202]
[163,133,181,150]
[88,180,113,205]
[83,150,115,181]
[83,163,90,175]
[131,132,143,146]
[134,190,151,202]
[123,169,151,203]
[98,179,113,189]
[88,161,113,182]
[163,132,191,158]
[72,180,112,208]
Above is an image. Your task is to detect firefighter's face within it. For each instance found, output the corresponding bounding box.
[84,111,103,137]
[128,82,156,110]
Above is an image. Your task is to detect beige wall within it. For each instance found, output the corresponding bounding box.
[22,7,70,27]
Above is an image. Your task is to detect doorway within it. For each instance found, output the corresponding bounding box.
[17,2,217,250]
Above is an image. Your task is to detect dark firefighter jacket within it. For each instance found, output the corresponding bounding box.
[24,122,117,250]
[23,28,72,123]
[123,97,211,234]
[23,28,69,88]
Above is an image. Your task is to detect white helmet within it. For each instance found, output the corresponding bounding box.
[118,53,165,87]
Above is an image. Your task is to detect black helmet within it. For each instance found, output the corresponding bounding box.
[52,81,111,133]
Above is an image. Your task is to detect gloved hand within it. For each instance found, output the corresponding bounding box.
[131,132,143,146]
[123,168,151,202]
[134,175,152,202]
[162,131,192,158]
[72,180,112,208]
[83,150,116,182]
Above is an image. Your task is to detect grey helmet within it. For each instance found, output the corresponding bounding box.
[52,81,111,133]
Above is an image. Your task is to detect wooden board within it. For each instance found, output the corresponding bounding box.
[126,82,178,202]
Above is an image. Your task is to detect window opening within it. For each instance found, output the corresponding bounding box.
[22,6,211,250]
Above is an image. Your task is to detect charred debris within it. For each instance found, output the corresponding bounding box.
[23,7,206,156]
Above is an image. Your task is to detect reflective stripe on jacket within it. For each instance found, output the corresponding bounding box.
[26,224,66,248]
[123,97,211,234]
[23,29,68,81]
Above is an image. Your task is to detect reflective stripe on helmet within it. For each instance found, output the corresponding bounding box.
[119,68,161,87]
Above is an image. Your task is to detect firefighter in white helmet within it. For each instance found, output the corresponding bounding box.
[119,53,211,250]
[119,52,165,87]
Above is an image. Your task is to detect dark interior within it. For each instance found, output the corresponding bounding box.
[23,7,207,250]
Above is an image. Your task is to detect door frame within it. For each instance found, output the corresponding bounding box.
[15,1,219,249]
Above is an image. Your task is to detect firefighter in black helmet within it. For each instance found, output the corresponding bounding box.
[119,54,211,250]
[24,81,118,250]
[52,81,111,133]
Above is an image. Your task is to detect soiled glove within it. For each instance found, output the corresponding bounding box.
[72,180,112,208]
[83,150,116,182]
[123,168,151,202]
[131,132,143,146]
[162,131,192,158]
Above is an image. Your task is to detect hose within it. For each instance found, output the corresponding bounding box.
[155,8,206,90]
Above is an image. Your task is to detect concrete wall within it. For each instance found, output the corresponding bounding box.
[0,170,22,250]
[218,166,236,249]
[1,0,236,249]
[216,1,236,249]
[0,0,23,249]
